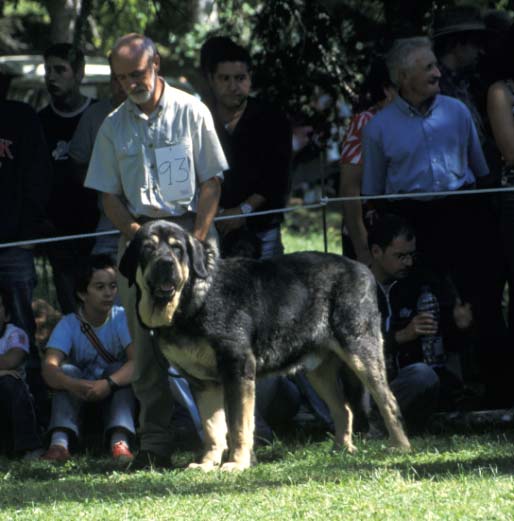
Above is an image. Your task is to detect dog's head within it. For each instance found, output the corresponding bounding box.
[119,220,209,329]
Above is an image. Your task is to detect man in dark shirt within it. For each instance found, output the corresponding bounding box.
[38,43,99,314]
[0,99,51,343]
[200,36,292,259]
[368,214,473,431]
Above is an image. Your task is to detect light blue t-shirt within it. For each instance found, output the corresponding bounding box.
[362,94,489,197]
[46,305,132,380]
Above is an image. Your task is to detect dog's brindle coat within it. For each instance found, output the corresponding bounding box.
[120,220,410,471]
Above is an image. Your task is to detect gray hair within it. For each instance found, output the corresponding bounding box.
[112,33,157,61]
[386,37,433,87]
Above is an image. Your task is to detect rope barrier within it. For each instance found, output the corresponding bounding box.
[3,184,514,250]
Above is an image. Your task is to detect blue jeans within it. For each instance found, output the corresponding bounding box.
[390,363,440,432]
[257,226,284,260]
[0,247,36,342]
[47,364,136,441]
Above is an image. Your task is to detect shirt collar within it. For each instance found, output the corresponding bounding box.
[394,93,439,117]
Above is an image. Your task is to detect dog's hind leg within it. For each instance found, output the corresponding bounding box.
[305,354,357,453]
[188,382,228,471]
[332,338,411,451]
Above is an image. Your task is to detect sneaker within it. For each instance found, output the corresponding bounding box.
[40,445,71,462]
[127,450,171,471]
[111,441,134,463]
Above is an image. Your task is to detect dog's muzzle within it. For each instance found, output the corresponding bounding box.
[148,256,178,304]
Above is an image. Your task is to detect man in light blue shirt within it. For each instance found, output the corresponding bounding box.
[362,37,488,197]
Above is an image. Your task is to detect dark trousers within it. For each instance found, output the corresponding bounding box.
[0,375,42,455]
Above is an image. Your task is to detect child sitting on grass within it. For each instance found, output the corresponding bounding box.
[40,254,136,463]
[0,286,43,459]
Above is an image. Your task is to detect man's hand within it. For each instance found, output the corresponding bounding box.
[395,312,437,344]
[453,299,473,330]
[67,378,96,400]
[84,379,111,402]
[216,207,245,236]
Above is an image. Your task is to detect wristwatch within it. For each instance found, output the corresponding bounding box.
[106,376,121,393]
[240,202,253,215]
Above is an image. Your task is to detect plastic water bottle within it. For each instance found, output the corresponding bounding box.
[416,285,445,366]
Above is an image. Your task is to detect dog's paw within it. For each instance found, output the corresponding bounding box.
[332,441,358,454]
[220,461,252,472]
[187,461,219,472]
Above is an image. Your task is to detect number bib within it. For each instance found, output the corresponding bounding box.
[155,143,194,203]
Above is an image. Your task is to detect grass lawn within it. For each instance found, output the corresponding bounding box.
[1,432,514,520]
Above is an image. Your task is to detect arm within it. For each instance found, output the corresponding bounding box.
[487,81,514,166]
[42,348,95,400]
[340,162,371,265]
[103,192,140,241]
[0,347,26,371]
[217,193,266,235]
[193,176,221,241]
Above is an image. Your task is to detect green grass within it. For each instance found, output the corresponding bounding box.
[1,433,514,520]
[282,207,342,255]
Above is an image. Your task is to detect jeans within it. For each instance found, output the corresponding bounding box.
[0,247,36,342]
[0,375,42,454]
[256,226,284,260]
[47,364,136,440]
[389,363,440,432]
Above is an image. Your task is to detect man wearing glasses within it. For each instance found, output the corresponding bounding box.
[367,214,473,434]
[85,33,227,469]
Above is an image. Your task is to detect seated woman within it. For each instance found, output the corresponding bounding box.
[40,254,136,462]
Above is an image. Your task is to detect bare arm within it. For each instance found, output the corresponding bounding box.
[107,343,135,387]
[193,176,221,241]
[340,162,371,265]
[103,193,141,241]
[487,81,514,166]
[217,193,266,235]
[42,348,95,400]
[0,347,26,370]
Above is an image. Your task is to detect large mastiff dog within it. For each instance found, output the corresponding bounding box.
[120,220,410,471]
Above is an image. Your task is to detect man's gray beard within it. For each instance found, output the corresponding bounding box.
[128,71,156,105]
[129,89,152,104]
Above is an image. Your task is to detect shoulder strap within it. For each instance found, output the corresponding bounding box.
[76,314,117,364]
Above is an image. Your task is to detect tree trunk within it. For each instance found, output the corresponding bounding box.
[43,0,82,43]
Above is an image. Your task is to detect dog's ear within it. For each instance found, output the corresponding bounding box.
[186,235,209,279]
[119,230,144,286]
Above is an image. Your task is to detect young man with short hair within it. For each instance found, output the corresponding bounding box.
[39,43,99,314]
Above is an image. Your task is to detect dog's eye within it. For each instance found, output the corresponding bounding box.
[150,234,159,244]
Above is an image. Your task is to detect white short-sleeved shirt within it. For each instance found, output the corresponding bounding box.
[0,323,29,380]
[46,306,132,380]
[85,81,228,218]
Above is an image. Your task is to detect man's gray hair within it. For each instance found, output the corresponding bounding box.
[112,33,157,60]
[386,37,433,87]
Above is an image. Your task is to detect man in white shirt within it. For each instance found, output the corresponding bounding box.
[85,33,227,469]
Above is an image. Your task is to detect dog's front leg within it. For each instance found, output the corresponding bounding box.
[188,382,227,471]
[219,350,256,471]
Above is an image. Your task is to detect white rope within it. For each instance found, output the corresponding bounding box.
[3,184,513,250]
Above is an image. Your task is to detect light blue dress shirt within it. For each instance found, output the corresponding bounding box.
[361,95,489,196]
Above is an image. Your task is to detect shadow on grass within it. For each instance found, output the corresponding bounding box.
[2,433,514,509]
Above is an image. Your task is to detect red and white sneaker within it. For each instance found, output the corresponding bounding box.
[111,441,134,463]
[40,445,71,462]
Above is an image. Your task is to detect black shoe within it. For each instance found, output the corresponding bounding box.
[127,450,171,471]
